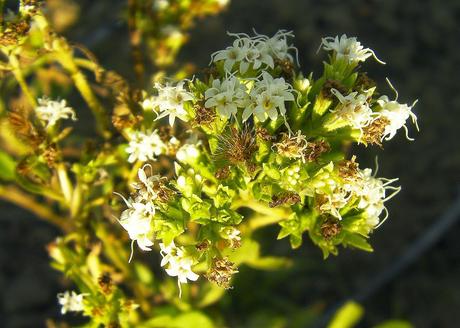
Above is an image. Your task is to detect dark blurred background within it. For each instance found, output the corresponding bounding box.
[1,0,460,327]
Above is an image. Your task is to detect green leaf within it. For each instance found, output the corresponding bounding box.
[172,311,214,328]
[196,283,226,308]
[226,238,259,265]
[328,301,364,328]
[247,256,292,270]
[0,151,16,181]
[343,234,373,252]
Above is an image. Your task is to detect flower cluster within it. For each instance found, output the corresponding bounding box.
[35,97,77,128]
[160,241,199,296]
[114,31,419,291]
[320,34,385,64]
[211,30,297,74]
[143,81,193,126]
[125,130,167,163]
[57,291,86,315]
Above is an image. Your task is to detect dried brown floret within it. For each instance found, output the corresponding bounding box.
[362,117,390,147]
[206,257,238,289]
[320,218,342,240]
[269,191,301,208]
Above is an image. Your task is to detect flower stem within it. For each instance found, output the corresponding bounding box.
[0,185,70,231]
[9,54,37,108]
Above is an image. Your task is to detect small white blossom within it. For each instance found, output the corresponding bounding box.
[115,193,155,261]
[259,30,297,63]
[220,226,241,247]
[131,165,161,202]
[243,72,295,122]
[159,241,199,297]
[125,130,166,163]
[376,96,418,141]
[210,31,297,74]
[143,81,194,126]
[211,37,251,73]
[320,34,385,64]
[318,187,352,220]
[35,97,77,128]
[329,88,375,135]
[57,291,85,315]
[353,168,400,230]
[205,76,248,118]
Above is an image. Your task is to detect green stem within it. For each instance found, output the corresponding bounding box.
[9,54,37,107]
[0,185,70,231]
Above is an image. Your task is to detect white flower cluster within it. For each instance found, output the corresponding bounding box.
[376,95,419,141]
[320,34,385,65]
[143,81,194,126]
[321,166,400,230]
[115,166,160,261]
[352,168,400,230]
[57,291,85,315]
[329,86,418,142]
[329,88,375,134]
[204,72,295,122]
[160,241,199,297]
[35,97,77,128]
[125,129,166,163]
[211,30,297,74]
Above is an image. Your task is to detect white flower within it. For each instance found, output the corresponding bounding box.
[35,97,77,128]
[329,88,375,134]
[115,193,155,261]
[131,164,161,202]
[210,31,297,74]
[159,241,199,297]
[57,291,85,315]
[318,187,352,219]
[352,168,401,230]
[320,34,385,64]
[125,130,166,163]
[243,72,295,122]
[205,76,248,118]
[376,96,418,141]
[176,143,200,163]
[260,30,297,63]
[211,37,251,72]
[143,81,194,126]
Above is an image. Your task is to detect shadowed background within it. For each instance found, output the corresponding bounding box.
[1,0,459,327]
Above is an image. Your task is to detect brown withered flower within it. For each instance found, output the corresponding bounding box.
[274,131,308,162]
[213,125,258,167]
[256,127,274,141]
[269,191,301,208]
[303,139,330,162]
[193,104,216,127]
[320,217,342,240]
[206,257,238,289]
[98,272,113,295]
[337,155,359,181]
[215,166,231,180]
[362,117,390,147]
